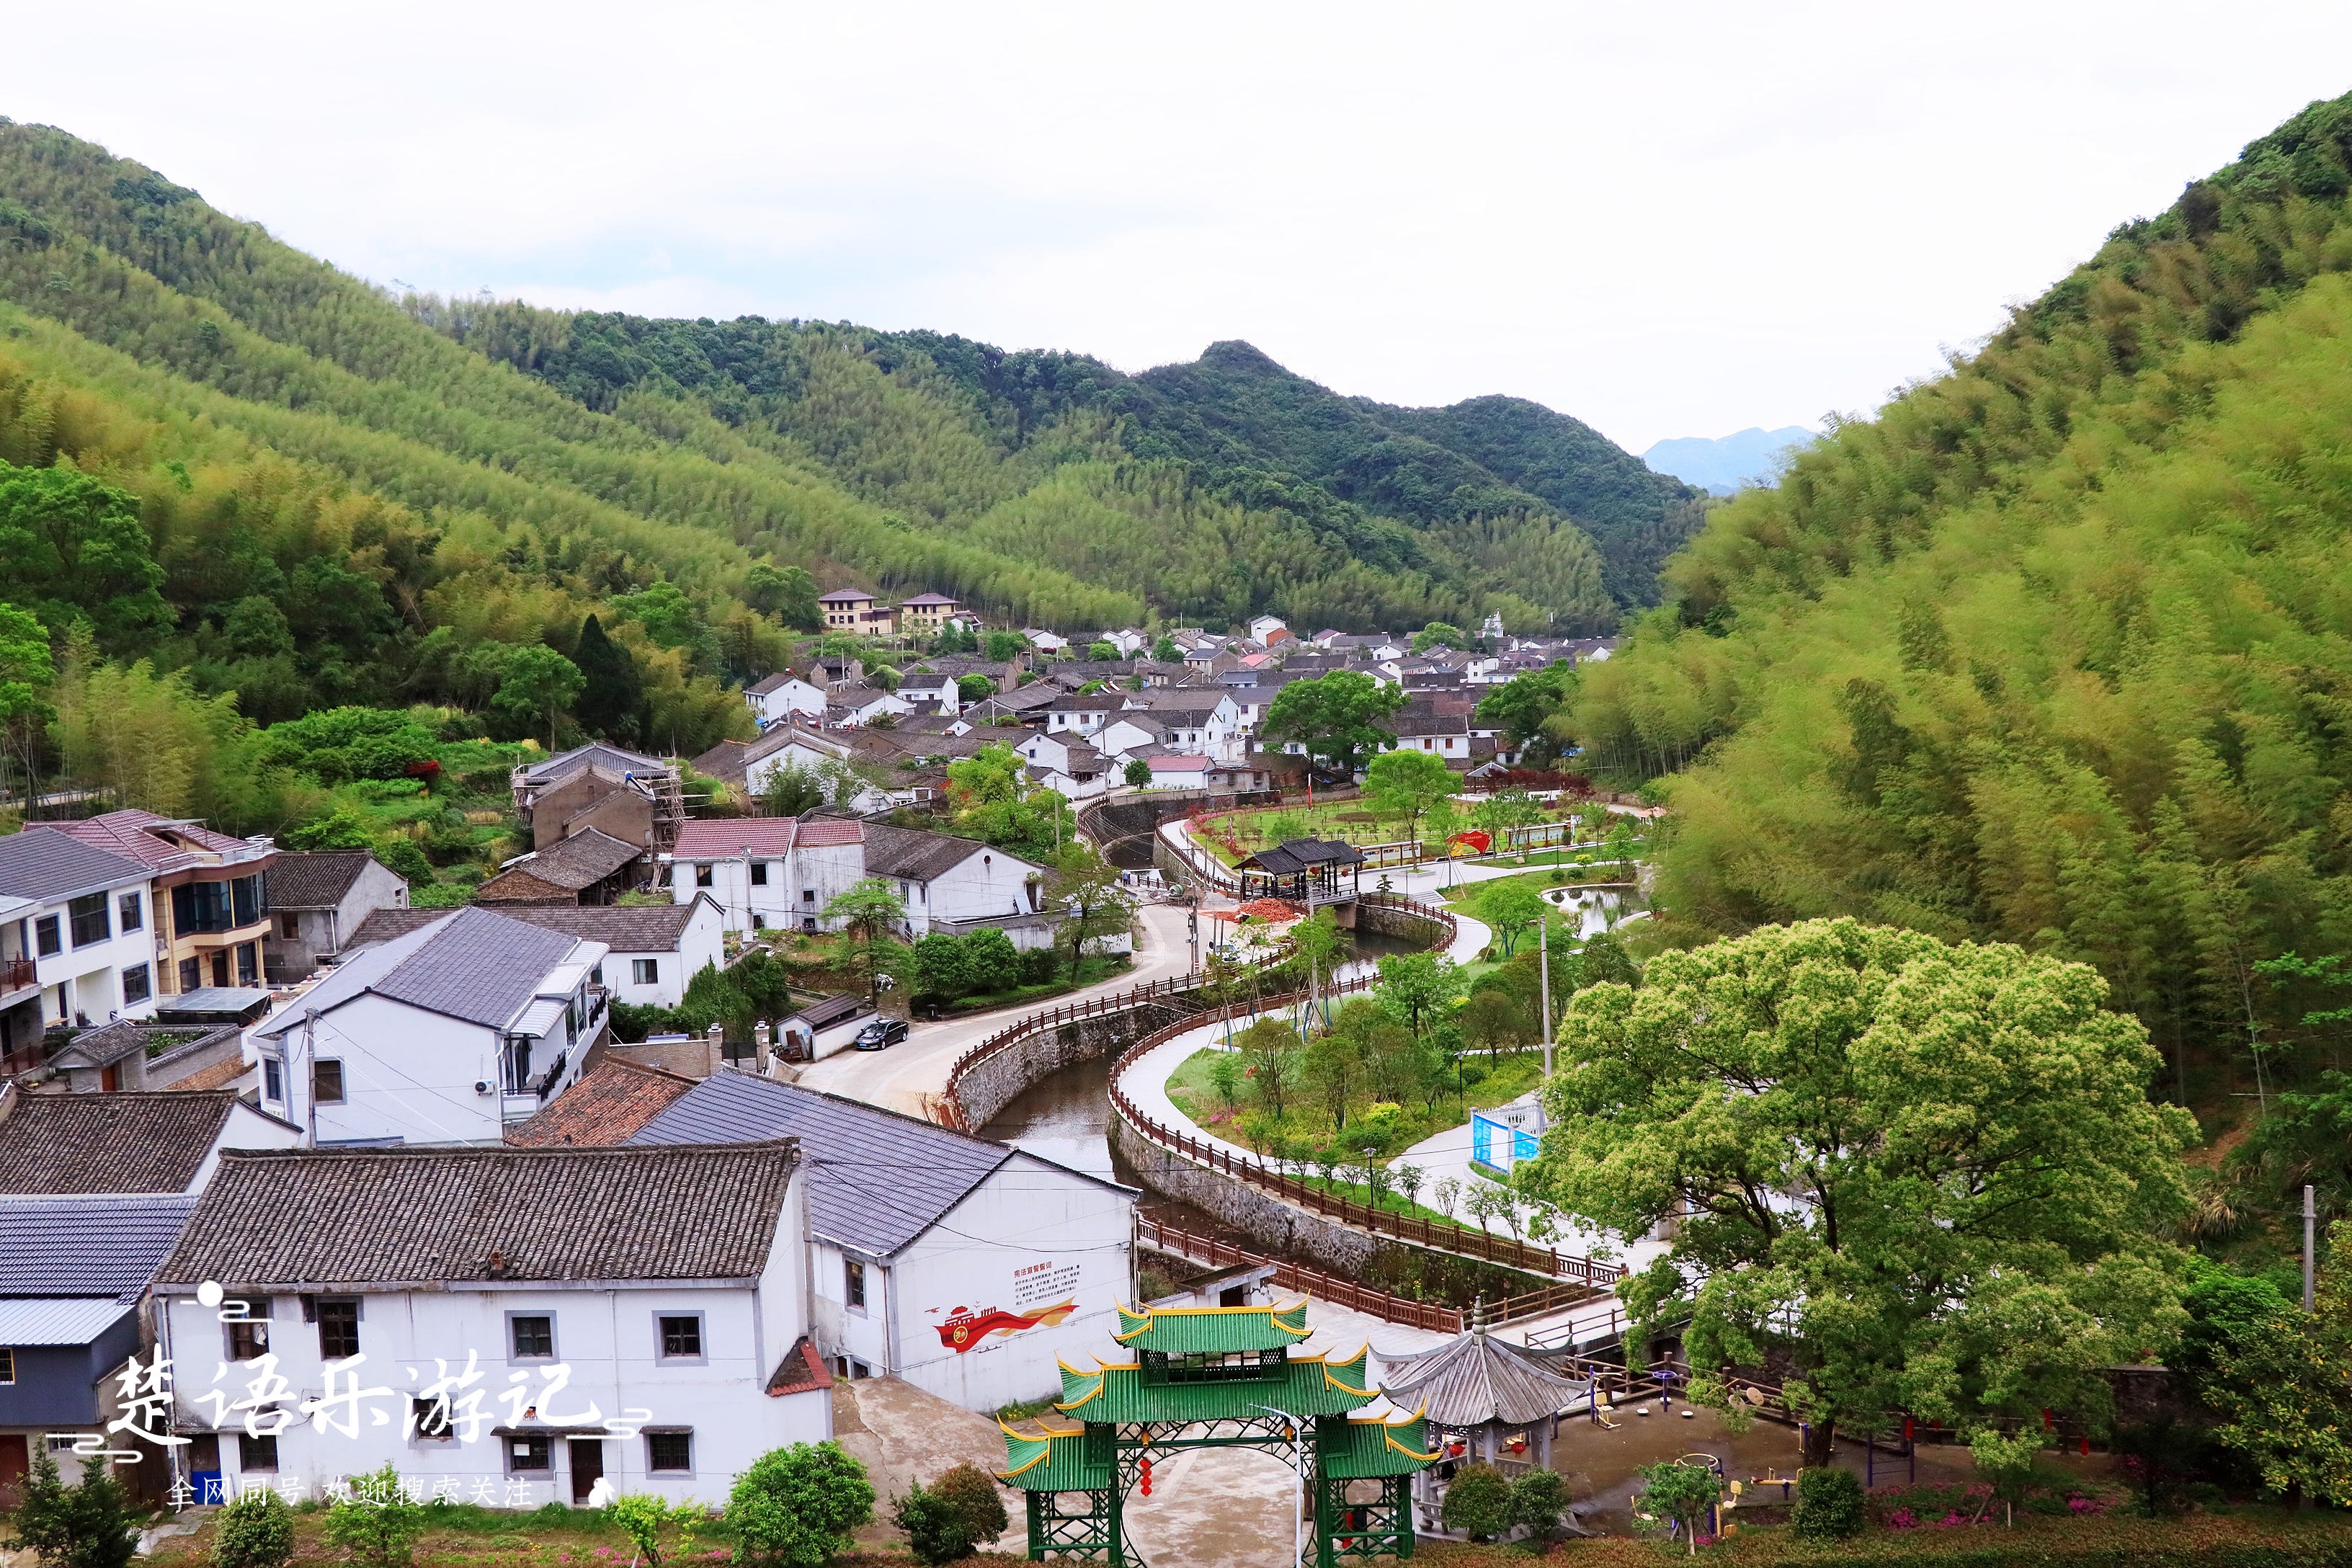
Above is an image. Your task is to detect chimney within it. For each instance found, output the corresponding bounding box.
[486,1248,507,1278]
[705,1022,726,1079]
[754,1020,772,1077]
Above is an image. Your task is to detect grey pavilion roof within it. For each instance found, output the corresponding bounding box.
[1244,839,1366,875]
[1379,1321,1592,1428]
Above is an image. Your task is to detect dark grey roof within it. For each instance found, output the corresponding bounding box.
[1379,1324,1592,1427]
[153,987,272,1024]
[863,823,997,884]
[787,994,868,1030]
[254,907,581,1038]
[0,826,151,904]
[47,1020,238,1073]
[155,1142,801,1288]
[745,672,796,696]
[267,850,390,909]
[486,828,641,891]
[473,900,706,951]
[344,906,447,947]
[630,1075,1010,1256]
[0,1091,240,1193]
[1247,839,1366,874]
[0,1193,198,1297]
[522,742,668,786]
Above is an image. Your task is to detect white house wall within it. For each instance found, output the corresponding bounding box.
[602,904,722,1009]
[32,876,159,1027]
[898,848,1041,939]
[672,844,865,937]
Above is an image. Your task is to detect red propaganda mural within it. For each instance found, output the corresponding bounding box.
[932,1299,1076,1353]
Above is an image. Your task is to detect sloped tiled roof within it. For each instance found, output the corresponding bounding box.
[154,1141,801,1288]
[269,850,390,909]
[744,672,797,696]
[254,907,580,1037]
[1113,1299,1310,1353]
[692,739,749,785]
[345,906,447,947]
[0,1091,240,1194]
[485,828,641,893]
[630,1074,1013,1257]
[0,826,153,904]
[47,1020,237,1073]
[863,824,997,883]
[53,808,253,872]
[0,1193,197,1296]
[672,818,865,858]
[505,1059,699,1147]
[521,742,668,787]
[1378,1323,1592,1427]
[350,902,705,953]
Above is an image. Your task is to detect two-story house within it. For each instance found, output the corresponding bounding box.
[631,1074,1134,1413]
[246,907,610,1146]
[151,1141,832,1507]
[742,672,829,730]
[55,811,275,996]
[1044,692,1121,738]
[0,828,159,1047]
[664,819,866,937]
[263,851,409,982]
[863,825,1049,945]
[818,588,893,636]
[891,670,961,717]
[349,898,726,1013]
[896,592,963,635]
[0,894,41,1074]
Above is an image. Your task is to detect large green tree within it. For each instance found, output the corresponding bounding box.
[571,613,645,740]
[1522,917,2196,1466]
[1263,671,1406,778]
[0,462,172,649]
[490,643,585,749]
[1364,746,1454,847]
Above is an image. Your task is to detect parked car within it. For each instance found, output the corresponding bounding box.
[853,1017,909,1051]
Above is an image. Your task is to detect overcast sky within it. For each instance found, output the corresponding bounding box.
[6,2,2351,453]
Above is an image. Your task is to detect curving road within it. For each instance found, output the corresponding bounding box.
[791,901,1199,1119]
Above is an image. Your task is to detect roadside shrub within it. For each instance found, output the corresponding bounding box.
[1793,1464,1865,1540]
[892,1483,973,1567]
[928,1463,1007,1548]
[728,1441,874,1568]
[1510,1467,1569,1539]
[1440,1463,1513,1541]
[323,1464,427,1568]
[14,1450,138,1568]
[214,1486,295,1568]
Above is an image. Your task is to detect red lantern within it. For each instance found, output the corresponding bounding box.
[1140,1455,1154,1497]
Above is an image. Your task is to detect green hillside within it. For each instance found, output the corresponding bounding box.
[1541,91,2352,1124]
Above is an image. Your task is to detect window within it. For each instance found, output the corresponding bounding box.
[316,1298,360,1359]
[226,1302,272,1361]
[262,1059,283,1103]
[845,1259,865,1311]
[119,892,143,932]
[312,1060,345,1105]
[178,956,201,992]
[631,958,659,986]
[509,1314,555,1360]
[173,881,234,935]
[238,1433,278,1472]
[412,1396,455,1440]
[236,943,259,986]
[232,874,262,927]
[279,914,300,940]
[749,860,768,886]
[646,1431,692,1474]
[122,963,151,1005]
[0,1346,13,1384]
[656,1314,704,1360]
[694,863,713,888]
[35,914,59,957]
[68,894,110,948]
[507,1434,552,1474]
[801,888,816,903]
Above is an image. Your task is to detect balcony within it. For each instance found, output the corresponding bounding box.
[0,955,37,1002]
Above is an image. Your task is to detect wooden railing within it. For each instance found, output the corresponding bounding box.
[941,973,1208,1110]
[1141,1216,1463,1333]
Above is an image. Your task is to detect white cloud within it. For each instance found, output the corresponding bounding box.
[5,0,2349,449]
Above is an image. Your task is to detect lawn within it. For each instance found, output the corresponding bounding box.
[1164,1042,1546,1161]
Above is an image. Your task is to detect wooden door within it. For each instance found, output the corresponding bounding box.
[0,1433,29,1501]
[568,1438,604,1504]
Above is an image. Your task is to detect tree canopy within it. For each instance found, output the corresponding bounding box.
[1264,671,1406,778]
[1522,917,2197,1464]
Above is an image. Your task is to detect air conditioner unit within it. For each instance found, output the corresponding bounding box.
[474,1080,495,1095]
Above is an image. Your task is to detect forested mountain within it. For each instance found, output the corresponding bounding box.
[1640,425,1815,494]
[1553,90,2352,1105]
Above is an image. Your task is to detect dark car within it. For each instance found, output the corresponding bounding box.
[853,1017,909,1051]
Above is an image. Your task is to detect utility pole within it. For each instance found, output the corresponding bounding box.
[2307,1183,2318,1312]
[1538,916,1553,1077]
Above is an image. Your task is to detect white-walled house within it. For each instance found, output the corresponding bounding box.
[1013,734,1110,802]
[345,899,724,1012]
[738,726,893,814]
[246,908,609,1146]
[862,824,1046,941]
[152,1141,832,1508]
[1140,754,1213,790]
[632,1074,1135,1412]
[743,673,828,729]
[892,671,961,716]
[665,819,867,937]
[1098,628,1149,656]
[0,827,159,1035]
[263,850,409,983]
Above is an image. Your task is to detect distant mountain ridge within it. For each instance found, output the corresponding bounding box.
[1642,426,1816,494]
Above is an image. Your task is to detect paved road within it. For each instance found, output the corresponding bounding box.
[792,900,1198,1119]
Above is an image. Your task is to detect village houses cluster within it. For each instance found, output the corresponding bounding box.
[0,591,1609,1513]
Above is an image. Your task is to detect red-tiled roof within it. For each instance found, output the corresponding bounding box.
[671,818,864,858]
[506,1059,698,1148]
[767,1336,834,1395]
[1148,754,1211,770]
[53,809,257,873]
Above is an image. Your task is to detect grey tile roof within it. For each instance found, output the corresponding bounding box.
[1379,1324,1592,1426]
[254,907,580,1037]
[491,828,642,891]
[0,1091,240,1193]
[863,824,1012,885]
[268,850,387,909]
[154,1141,801,1288]
[0,1193,197,1297]
[0,825,151,904]
[344,906,447,947]
[481,899,708,953]
[522,742,669,786]
[630,1075,1009,1256]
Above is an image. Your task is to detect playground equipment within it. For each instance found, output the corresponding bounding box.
[997,1298,1435,1568]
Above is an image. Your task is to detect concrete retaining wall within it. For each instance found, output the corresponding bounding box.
[954,996,1208,1128]
[1110,1115,1389,1275]
[1357,899,1449,948]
